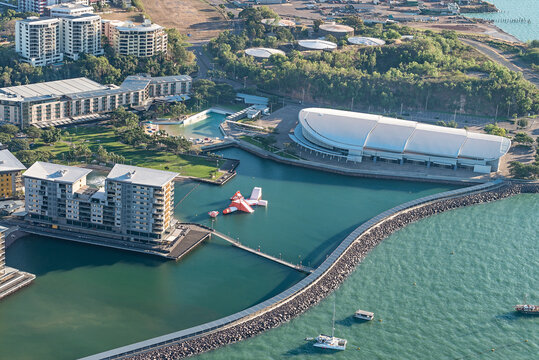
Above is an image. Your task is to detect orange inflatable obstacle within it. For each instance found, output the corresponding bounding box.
[223,187,268,215]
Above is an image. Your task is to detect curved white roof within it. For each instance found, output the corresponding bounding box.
[319,23,354,33]
[299,108,511,161]
[245,47,285,58]
[298,40,337,50]
[261,18,296,27]
[348,36,386,46]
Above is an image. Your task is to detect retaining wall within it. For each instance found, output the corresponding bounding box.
[82,180,539,360]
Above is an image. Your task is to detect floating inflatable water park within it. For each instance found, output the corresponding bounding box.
[208,187,268,217]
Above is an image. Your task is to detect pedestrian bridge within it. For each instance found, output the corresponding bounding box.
[210,230,314,274]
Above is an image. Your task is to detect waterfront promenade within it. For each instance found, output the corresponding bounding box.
[80,180,539,360]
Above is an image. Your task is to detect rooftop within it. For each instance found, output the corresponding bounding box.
[0,150,26,172]
[299,108,511,161]
[17,17,59,25]
[0,78,106,99]
[245,47,286,58]
[107,164,179,188]
[319,23,354,33]
[23,162,92,183]
[298,39,337,50]
[115,20,164,32]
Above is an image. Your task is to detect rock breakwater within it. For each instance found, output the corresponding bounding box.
[127,183,538,360]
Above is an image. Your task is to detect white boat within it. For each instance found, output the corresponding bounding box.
[354,309,374,321]
[313,334,347,351]
[313,301,347,351]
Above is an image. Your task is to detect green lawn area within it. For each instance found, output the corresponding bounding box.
[33,125,221,179]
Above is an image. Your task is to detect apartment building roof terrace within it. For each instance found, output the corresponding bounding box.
[107,164,178,188]
[0,150,26,172]
[24,162,92,184]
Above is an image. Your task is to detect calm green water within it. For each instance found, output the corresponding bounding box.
[198,194,539,360]
[0,149,453,359]
[465,0,538,42]
[159,112,226,139]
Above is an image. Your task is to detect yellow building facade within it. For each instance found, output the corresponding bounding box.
[0,150,26,200]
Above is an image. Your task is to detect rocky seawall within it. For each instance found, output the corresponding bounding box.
[127,182,538,360]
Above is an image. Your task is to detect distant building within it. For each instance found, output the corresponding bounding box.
[45,3,94,17]
[105,19,168,57]
[24,162,178,243]
[15,17,64,66]
[0,150,26,200]
[61,14,103,60]
[18,0,60,15]
[0,74,191,127]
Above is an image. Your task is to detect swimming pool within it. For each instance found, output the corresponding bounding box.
[159,111,227,140]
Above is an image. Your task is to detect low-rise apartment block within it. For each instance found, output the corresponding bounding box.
[103,19,168,57]
[0,74,191,127]
[0,150,26,200]
[24,162,178,243]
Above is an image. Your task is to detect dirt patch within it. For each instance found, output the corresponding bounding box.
[140,0,229,41]
[99,9,141,22]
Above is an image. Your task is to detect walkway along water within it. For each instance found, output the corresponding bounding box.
[80,180,539,360]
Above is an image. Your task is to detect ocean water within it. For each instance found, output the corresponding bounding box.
[159,112,226,139]
[0,149,453,360]
[198,194,538,360]
[465,0,539,42]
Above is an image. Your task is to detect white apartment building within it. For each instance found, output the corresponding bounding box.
[106,20,168,57]
[18,0,59,15]
[61,13,103,60]
[15,17,63,67]
[16,12,103,65]
[24,162,178,243]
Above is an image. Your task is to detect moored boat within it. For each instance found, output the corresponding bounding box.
[312,300,347,351]
[514,304,538,315]
[354,309,374,321]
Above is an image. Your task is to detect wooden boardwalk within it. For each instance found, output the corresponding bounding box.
[211,230,313,274]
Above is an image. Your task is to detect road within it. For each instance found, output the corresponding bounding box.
[460,38,539,88]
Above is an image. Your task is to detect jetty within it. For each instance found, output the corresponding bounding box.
[211,230,313,274]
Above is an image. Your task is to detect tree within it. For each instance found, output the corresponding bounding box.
[509,161,539,179]
[111,107,139,128]
[25,127,42,141]
[8,138,29,152]
[513,132,534,145]
[0,124,19,135]
[484,123,507,137]
[0,133,12,144]
[313,19,322,32]
[41,127,61,144]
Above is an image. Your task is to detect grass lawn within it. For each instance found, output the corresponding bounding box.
[240,135,301,160]
[33,125,220,179]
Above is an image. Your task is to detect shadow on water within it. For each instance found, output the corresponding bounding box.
[335,315,372,328]
[303,224,360,267]
[216,148,460,192]
[6,234,166,277]
[495,311,537,322]
[283,341,350,357]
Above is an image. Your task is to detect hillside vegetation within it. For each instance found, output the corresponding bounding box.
[207,9,538,117]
